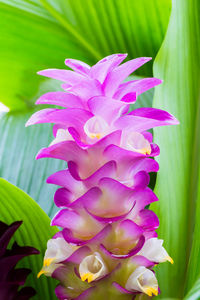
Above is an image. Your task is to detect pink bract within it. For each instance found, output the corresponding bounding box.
[28,54,179,299]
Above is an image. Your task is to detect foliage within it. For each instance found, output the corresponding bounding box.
[152,0,200,297]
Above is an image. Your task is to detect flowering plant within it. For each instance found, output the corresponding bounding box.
[26,54,178,299]
[0,0,200,299]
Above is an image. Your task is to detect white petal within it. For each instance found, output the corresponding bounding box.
[38,238,77,277]
[125,266,158,296]
[121,131,151,154]
[50,128,73,146]
[79,252,108,283]
[138,238,173,263]
[84,116,109,141]
[44,237,77,263]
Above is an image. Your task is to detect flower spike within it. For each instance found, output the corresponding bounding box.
[27,54,178,299]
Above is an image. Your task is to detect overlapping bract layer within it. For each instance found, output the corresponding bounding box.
[27,54,178,299]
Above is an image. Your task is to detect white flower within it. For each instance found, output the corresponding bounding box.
[125,266,158,296]
[137,238,173,264]
[84,116,109,141]
[50,128,73,146]
[38,237,77,277]
[122,131,151,155]
[79,252,108,283]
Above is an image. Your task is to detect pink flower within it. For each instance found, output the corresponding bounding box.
[27,54,178,299]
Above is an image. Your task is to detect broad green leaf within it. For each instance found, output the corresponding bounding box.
[0,0,92,111]
[184,170,200,291]
[0,0,171,111]
[40,0,171,76]
[0,111,65,218]
[0,178,58,299]
[184,278,200,300]
[152,0,200,297]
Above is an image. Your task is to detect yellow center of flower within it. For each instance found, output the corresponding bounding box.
[44,258,55,266]
[37,257,55,278]
[37,269,46,278]
[81,272,95,283]
[89,133,102,139]
[140,147,151,155]
[143,286,158,296]
[166,256,174,264]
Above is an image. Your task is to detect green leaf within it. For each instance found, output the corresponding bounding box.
[152,0,200,297]
[0,0,93,111]
[40,0,171,76]
[184,277,200,300]
[0,178,58,299]
[184,173,200,291]
[0,111,65,218]
[0,0,171,111]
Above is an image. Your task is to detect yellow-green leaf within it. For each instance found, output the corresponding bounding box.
[152,0,200,297]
